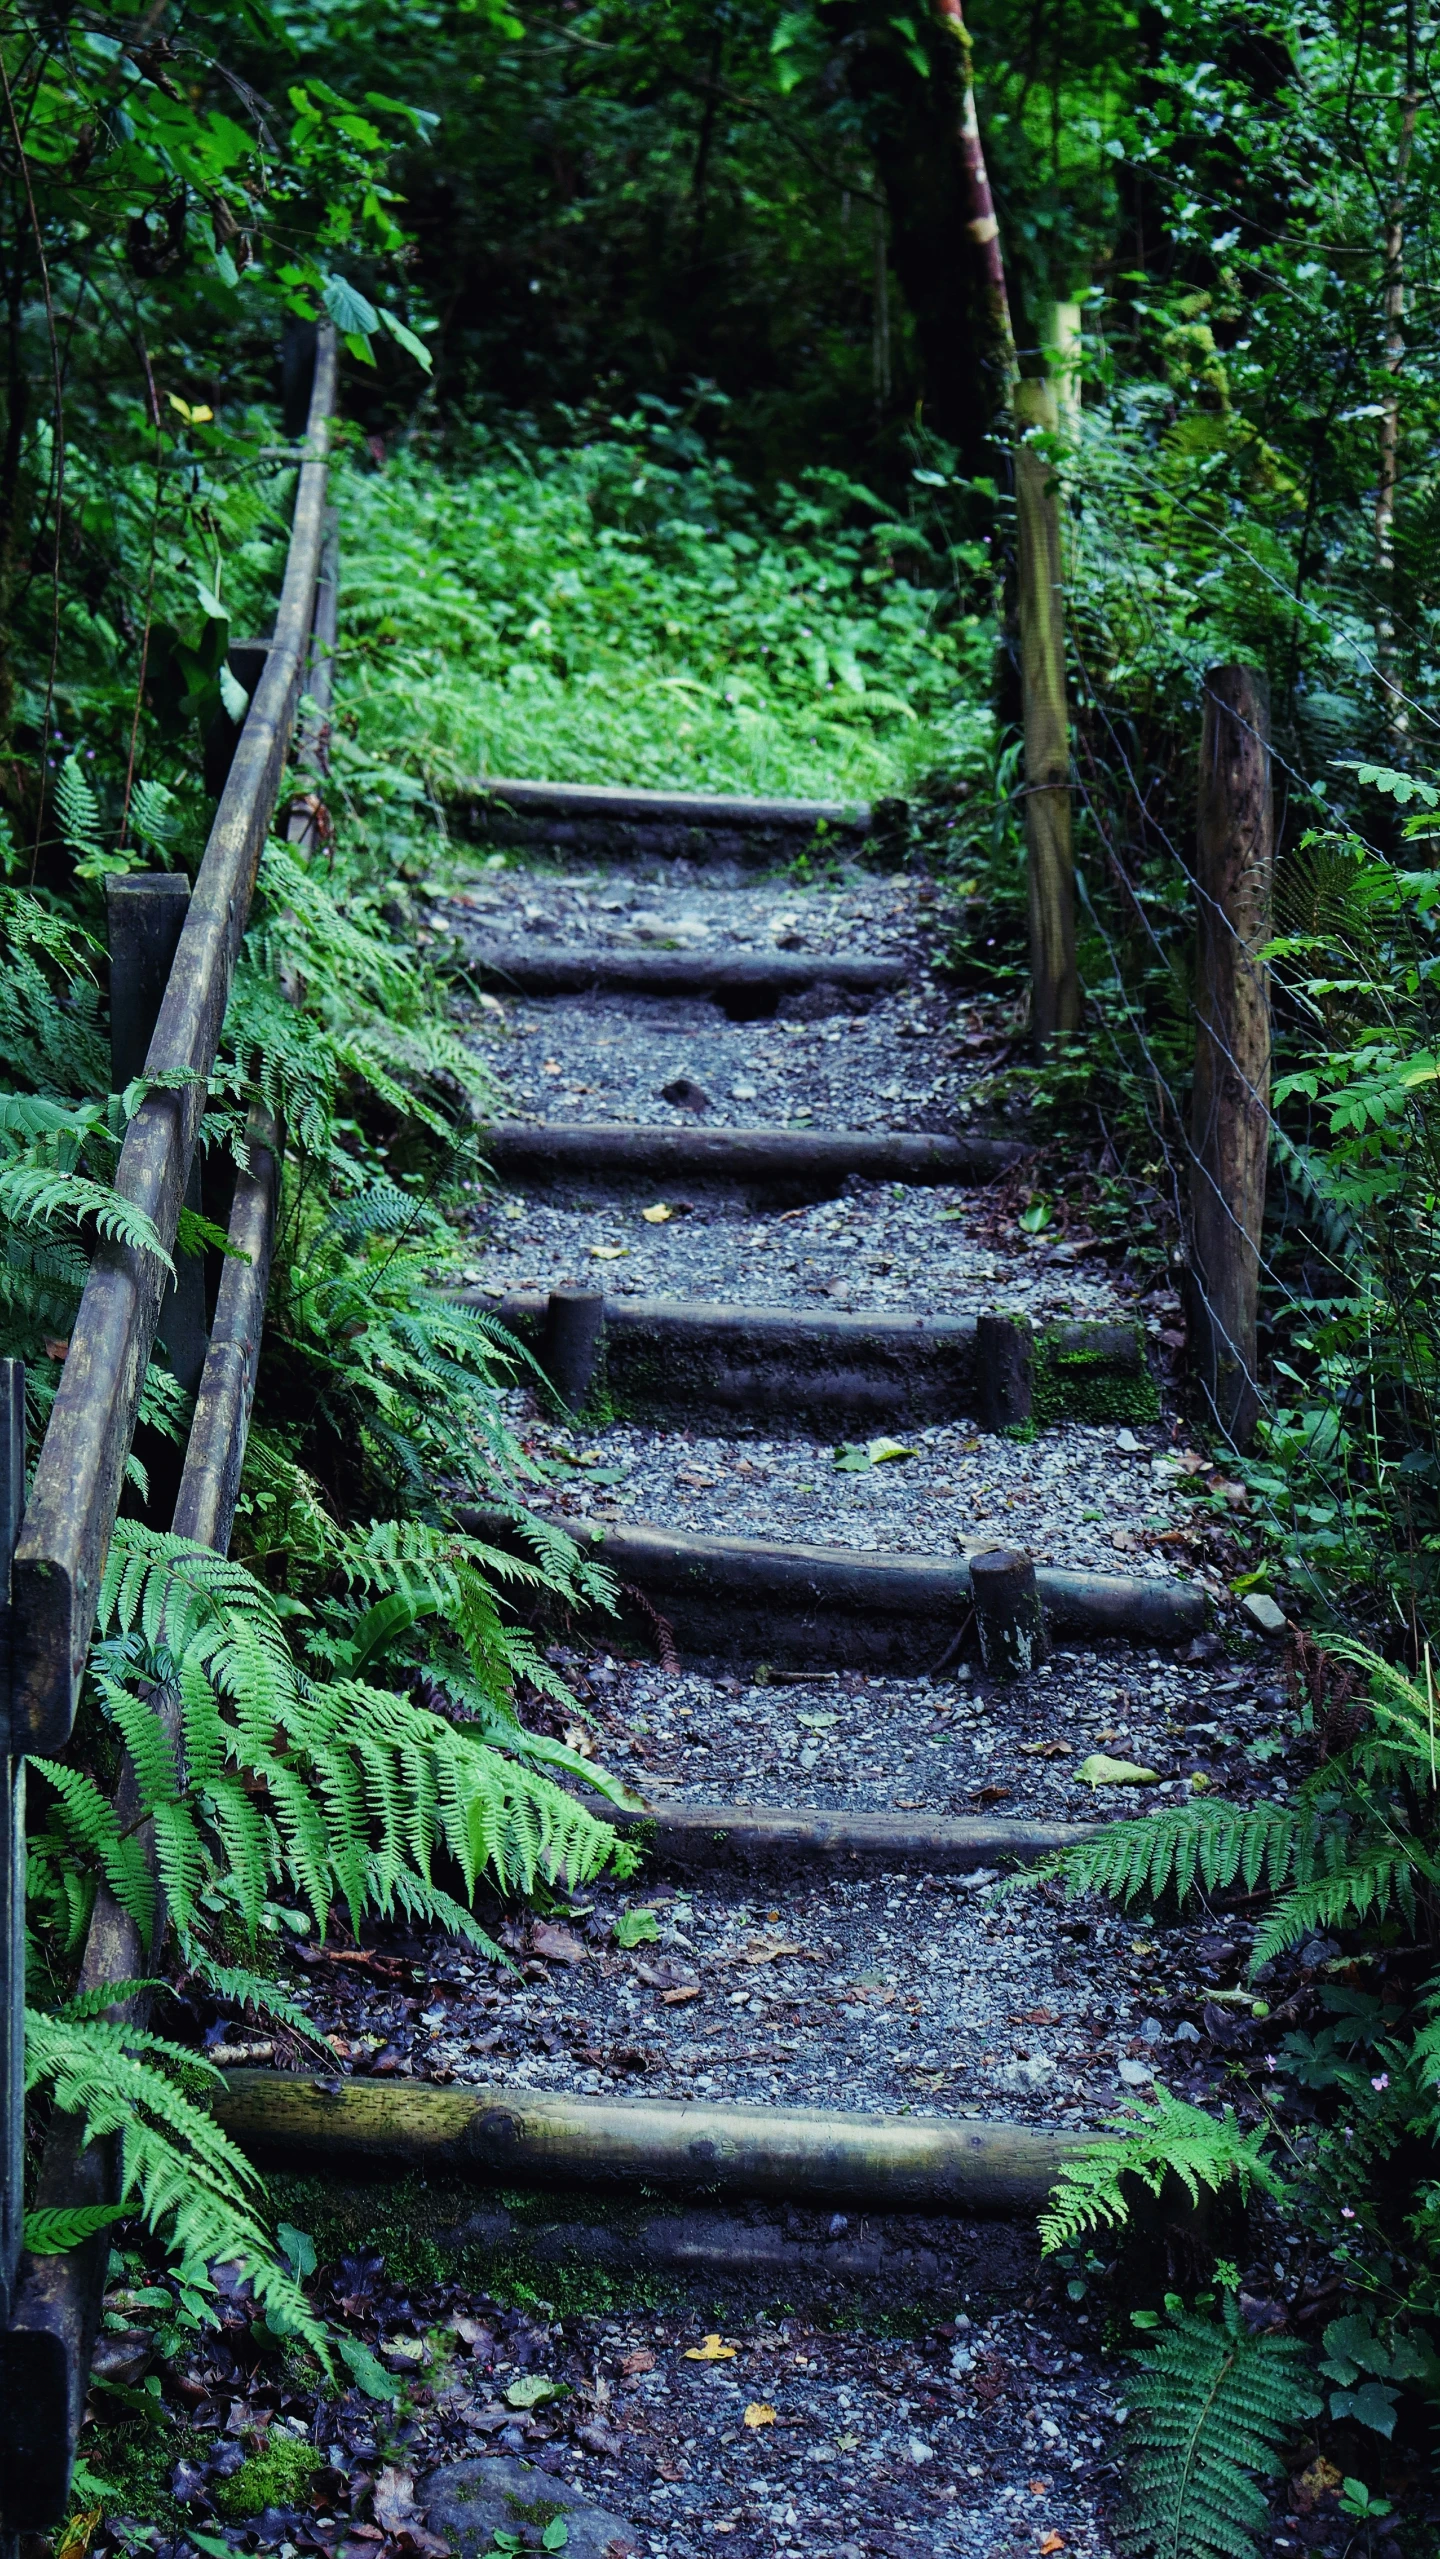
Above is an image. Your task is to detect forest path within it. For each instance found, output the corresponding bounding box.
[276,840,1280,2559]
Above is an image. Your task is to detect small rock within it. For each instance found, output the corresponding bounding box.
[906,2436,934,2465]
[1118,2056,1155,2086]
[1241,1592,1287,1637]
[1114,1429,1145,1454]
[1172,2020,1202,2044]
[424,2456,635,2559]
[998,2053,1057,2092]
[1139,2017,1165,2044]
[659,1076,711,1112]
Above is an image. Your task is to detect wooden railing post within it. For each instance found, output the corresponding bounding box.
[0,1361,26,2319]
[1014,376,1079,1053]
[1190,664,1273,1448]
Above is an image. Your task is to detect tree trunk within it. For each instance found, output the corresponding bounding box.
[1190,665,1273,1450]
[1015,375,1078,1050]
[930,0,1017,390]
[1375,11,1419,743]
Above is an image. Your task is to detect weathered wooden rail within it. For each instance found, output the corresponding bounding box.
[0,326,337,2531]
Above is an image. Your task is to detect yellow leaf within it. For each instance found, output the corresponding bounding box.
[641,1202,673,1223]
[685,2333,738,2361]
[589,1243,628,1260]
[867,1435,916,1463]
[189,404,214,423]
[1076,1753,1162,1787]
[743,2402,776,2428]
[167,393,193,420]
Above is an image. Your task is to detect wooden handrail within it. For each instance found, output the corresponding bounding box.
[7,327,337,1754]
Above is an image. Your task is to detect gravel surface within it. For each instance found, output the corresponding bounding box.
[458,1179,1141,1330]
[513,1415,1196,1578]
[280,1862,1259,2129]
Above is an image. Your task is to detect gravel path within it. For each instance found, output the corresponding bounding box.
[144,846,1305,2559]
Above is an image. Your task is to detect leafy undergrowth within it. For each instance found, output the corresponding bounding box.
[337,405,993,803]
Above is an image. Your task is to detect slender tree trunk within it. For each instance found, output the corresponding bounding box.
[1190,666,1273,1451]
[930,0,1076,1050]
[1015,375,1079,1049]
[1375,0,1419,740]
[930,0,1017,392]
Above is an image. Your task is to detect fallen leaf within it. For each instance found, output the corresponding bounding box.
[620,2348,656,2376]
[677,1467,717,1487]
[1025,2007,1060,2025]
[505,2372,563,2408]
[372,2470,417,2533]
[380,2334,428,2366]
[1019,1739,1071,1757]
[867,1435,916,1463]
[836,2432,860,2453]
[641,1203,673,1223]
[1292,2456,1344,2514]
[635,1959,699,1991]
[740,1938,806,1965]
[589,1244,628,1260]
[970,1784,1012,1804]
[574,2419,625,2457]
[1076,1753,1162,1787]
[660,1984,701,2005]
[395,2530,452,2559]
[743,2403,776,2428]
[614,1909,660,1949]
[532,1922,589,1964]
[684,2334,738,2361]
[1040,2536,1066,2554]
[562,1722,597,1758]
[796,1709,839,1729]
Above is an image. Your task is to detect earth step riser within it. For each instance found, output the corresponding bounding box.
[570,1797,1087,1875]
[447,778,880,869]
[476,1289,1145,1433]
[483,1121,1022,1198]
[216,2071,1077,2213]
[371,2194,1039,2309]
[462,947,908,1016]
[464,1510,1207,1669]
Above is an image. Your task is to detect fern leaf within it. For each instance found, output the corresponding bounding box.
[1119,2296,1321,2559]
[56,754,105,862]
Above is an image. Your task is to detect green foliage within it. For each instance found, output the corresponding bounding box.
[1118,2294,1322,2559]
[339,422,992,803]
[1039,2091,1287,2255]
[24,2006,329,2359]
[23,2202,128,2254]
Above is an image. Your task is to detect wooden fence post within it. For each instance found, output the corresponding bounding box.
[1190,665,1273,1448]
[1014,376,1079,1053]
[0,1361,25,2329]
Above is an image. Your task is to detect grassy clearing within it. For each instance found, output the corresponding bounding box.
[337,413,992,803]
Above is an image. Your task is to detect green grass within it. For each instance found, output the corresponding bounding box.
[337,414,992,803]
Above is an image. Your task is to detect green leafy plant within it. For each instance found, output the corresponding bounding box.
[1039,2091,1288,2255]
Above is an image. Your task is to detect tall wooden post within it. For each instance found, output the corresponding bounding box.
[1190,665,1273,1448]
[1015,376,1079,1052]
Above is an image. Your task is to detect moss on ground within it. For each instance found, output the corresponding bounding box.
[212,2437,325,2522]
[1034,1330,1160,1430]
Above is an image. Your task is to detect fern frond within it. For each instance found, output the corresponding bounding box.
[1119,2295,1321,2559]
[1026,1799,1302,1911]
[55,755,105,863]
[1039,2089,1288,2254]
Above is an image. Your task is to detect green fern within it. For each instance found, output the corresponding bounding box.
[24,2202,129,2253]
[25,2008,330,2359]
[1039,2088,1288,2253]
[55,753,106,869]
[1119,2294,1322,2559]
[35,1522,633,1959]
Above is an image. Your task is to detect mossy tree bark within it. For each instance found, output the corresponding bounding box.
[1190,664,1273,1450]
[1015,375,1079,1053]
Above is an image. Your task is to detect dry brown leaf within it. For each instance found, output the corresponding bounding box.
[660,1984,701,2005]
[620,2348,656,2376]
[531,1922,588,1965]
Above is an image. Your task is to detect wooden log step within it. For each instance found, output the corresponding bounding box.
[461,945,907,1016]
[461,1511,1208,1669]
[216,2070,1078,2215]
[475,1290,1147,1433]
[482,1121,1021,1198]
[576,1795,1087,1875]
[447,777,878,868]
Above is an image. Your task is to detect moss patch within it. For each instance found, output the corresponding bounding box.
[1033,1328,1160,1429]
[212,2436,325,2521]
